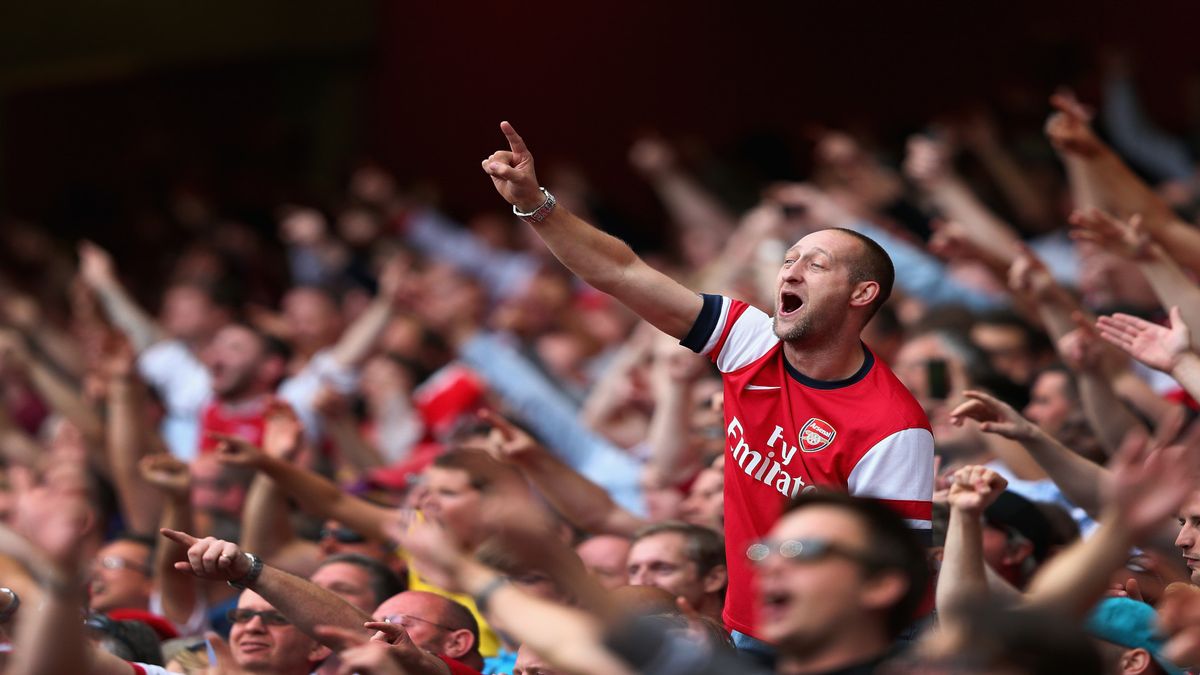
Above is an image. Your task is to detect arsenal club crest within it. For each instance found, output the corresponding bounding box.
[799,418,836,452]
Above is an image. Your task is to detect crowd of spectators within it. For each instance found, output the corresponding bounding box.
[6,54,1200,674]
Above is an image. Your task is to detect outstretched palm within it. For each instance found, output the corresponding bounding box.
[948,390,1037,441]
[1097,307,1191,373]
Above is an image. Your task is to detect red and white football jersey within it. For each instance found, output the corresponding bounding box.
[681,294,933,639]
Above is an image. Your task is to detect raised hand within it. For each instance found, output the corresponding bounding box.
[1045,89,1103,156]
[628,136,678,179]
[261,401,305,460]
[946,465,1008,514]
[903,135,955,189]
[1007,245,1060,303]
[1097,307,1192,373]
[1068,208,1159,260]
[315,622,418,675]
[77,240,117,290]
[210,433,269,468]
[478,409,543,464]
[161,528,252,582]
[482,121,544,212]
[138,454,192,498]
[1104,437,1200,540]
[392,519,469,594]
[1057,311,1126,375]
[948,389,1038,441]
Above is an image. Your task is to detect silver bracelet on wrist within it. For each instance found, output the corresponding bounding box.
[512,187,557,224]
[227,552,264,590]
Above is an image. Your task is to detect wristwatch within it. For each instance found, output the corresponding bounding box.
[227,552,264,590]
[512,188,557,224]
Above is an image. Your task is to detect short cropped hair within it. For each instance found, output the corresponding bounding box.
[831,228,895,321]
[783,491,929,639]
[316,553,406,607]
[632,521,726,578]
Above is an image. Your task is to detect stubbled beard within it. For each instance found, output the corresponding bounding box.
[773,312,811,342]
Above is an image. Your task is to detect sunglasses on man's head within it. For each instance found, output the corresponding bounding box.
[227,609,290,626]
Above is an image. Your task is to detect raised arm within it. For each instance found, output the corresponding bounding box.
[479,411,648,538]
[938,466,1009,618]
[104,338,163,534]
[162,528,369,649]
[483,122,702,339]
[1025,439,1200,617]
[949,390,1109,518]
[1098,308,1200,404]
[138,454,201,628]
[77,241,164,352]
[1045,91,1200,275]
[213,432,394,543]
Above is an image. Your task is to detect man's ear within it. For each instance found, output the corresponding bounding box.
[309,643,333,664]
[1002,539,1034,567]
[702,564,728,595]
[441,628,475,659]
[859,571,908,613]
[849,281,880,309]
[1120,647,1153,675]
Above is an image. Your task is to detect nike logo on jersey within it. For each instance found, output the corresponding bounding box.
[744,384,781,390]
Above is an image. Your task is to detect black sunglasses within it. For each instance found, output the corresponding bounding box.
[227,609,290,626]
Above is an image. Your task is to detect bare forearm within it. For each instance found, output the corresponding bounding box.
[973,145,1056,230]
[251,566,371,648]
[1077,373,1144,456]
[1171,354,1200,403]
[330,296,393,368]
[1140,258,1200,352]
[108,379,162,533]
[645,379,699,483]
[926,178,1022,262]
[459,561,631,675]
[530,209,701,340]
[91,281,163,352]
[649,171,737,238]
[28,361,105,449]
[1022,432,1108,517]
[326,417,385,471]
[937,508,989,616]
[520,452,646,537]
[241,476,299,567]
[259,457,392,542]
[157,496,198,625]
[1025,516,1131,617]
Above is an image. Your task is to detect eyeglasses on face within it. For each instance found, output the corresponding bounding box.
[92,556,150,575]
[382,613,456,633]
[227,609,290,626]
[746,537,879,569]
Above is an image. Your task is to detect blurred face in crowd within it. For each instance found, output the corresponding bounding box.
[372,591,475,661]
[514,645,561,675]
[628,531,717,610]
[576,535,632,590]
[282,288,342,355]
[1175,491,1200,584]
[1023,371,1074,437]
[230,591,327,674]
[756,505,902,653]
[681,467,724,532]
[88,540,153,613]
[204,325,277,400]
[773,230,868,344]
[309,561,376,612]
[160,284,225,344]
[970,323,1036,385]
[419,467,482,545]
[980,524,1033,587]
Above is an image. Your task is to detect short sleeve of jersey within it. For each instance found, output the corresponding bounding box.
[680,294,778,373]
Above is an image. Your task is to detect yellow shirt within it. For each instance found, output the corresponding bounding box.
[406,563,500,657]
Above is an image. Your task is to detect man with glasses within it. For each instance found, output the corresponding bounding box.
[228,591,332,674]
[371,591,484,672]
[750,491,929,674]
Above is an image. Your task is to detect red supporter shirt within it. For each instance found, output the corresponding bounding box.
[196,397,270,453]
[681,295,934,640]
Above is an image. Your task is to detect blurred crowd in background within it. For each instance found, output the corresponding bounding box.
[8,38,1200,674]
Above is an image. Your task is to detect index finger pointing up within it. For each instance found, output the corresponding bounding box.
[500,121,529,158]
